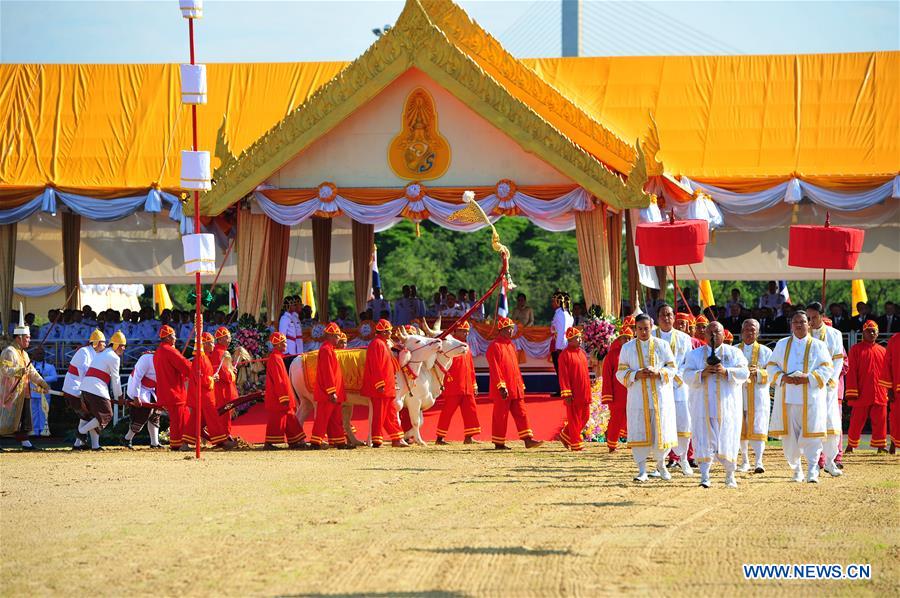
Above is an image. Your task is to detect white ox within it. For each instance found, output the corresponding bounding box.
[288,330,468,446]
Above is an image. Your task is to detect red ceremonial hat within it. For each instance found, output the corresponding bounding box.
[620,326,634,337]
[337,331,348,341]
[823,317,833,327]
[695,315,709,325]
[456,320,470,331]
[201,332,214,344]
[214,326,231,339]
[863,320,879,332]
[323,322,341,336]
[635,219,709,266]
[622,315,636,326]
[497,316,515,329]
[675,312,692,322]
[375,319,393,333]
[158,324,175,339]
[723,330,734,343]
[565,327,582,340]
[270,331,287,345]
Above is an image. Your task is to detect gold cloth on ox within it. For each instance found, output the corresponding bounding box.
[301,348,367,394]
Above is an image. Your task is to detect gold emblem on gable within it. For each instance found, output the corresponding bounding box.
[388,87,451,181]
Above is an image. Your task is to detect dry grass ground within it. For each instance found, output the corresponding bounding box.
[1,443,898,597]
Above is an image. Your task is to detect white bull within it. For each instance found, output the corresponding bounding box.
[288,332,466,446]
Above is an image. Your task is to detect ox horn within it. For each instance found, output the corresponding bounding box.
[419,317,435,337]
[432,316,442,335]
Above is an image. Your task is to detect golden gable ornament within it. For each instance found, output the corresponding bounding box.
[388,87,451,180]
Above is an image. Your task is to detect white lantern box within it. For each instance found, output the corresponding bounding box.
[180,64,207,104]
[182,233,216,275]
[179,0,203,19]
[180,150,211,190]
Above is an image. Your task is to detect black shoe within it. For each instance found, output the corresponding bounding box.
[337,443,356,450]
[21,444,41,451]
[754,466,765,474]
[836,461,844,469]
[263,443,281,451]
[308,443,322,450]
[91,446,105,451]
[149,444,164,449]
[688,459,697,468]
[493,443,511,450]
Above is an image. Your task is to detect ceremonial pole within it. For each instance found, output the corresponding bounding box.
[178,0,214,459]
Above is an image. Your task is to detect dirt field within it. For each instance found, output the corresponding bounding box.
[1,443,897,597]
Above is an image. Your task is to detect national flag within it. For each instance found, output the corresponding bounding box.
[302,281,316,318]
[778,280,791,305]
[497,279,508,317]
[153,284,173,312]
[851,279,867,315]
[228,283,238,313]
[370,245,381,296]
[699,280,715,308]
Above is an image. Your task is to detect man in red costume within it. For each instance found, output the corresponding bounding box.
[880,332,900,454]
[211,327,238,439]
[435,320,480,445]
[264,332,307,450]
[310,323,353,449]
[692,315,709,347]
[153,325,192,451]
[487,316,543,450]
[845,321,887,453]
[601,316,633,452]
[362,319,405,448]
[558,327,591,451]
[184,332,236,450]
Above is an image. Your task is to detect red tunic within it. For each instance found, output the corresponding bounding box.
[265,350,296,412]
[846,341,887,406]
[601,335,629,405]
[444,351,476,398]
[153,342,191,407]
[314,342,345,404]
[879,333,900,395]
[486,336,525,400]
[210,345,238,407]
[189,350,216,407]
[361,337,397,399]
[558,345,591,405]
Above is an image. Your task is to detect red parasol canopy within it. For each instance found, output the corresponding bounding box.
[788,224,865,270]
[635,219,709,266]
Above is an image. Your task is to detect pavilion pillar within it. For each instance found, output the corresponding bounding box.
[575,205,611,313]
[312,217,332,323]
[606,210,623,317]
[62,212,82,309]
[236,207,269,320]
[264,219,290,325]
[351,221,374,319]
[624,210,641,315]
[0,223,15,340]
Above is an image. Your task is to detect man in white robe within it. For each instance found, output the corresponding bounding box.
[654,304,695,475]
[616,314,678,482]
[766,312,834,483]
[735,319,774,473]
[807,302,845,476]
[683,322,749,488]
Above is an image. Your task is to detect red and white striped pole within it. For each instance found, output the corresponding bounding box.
[178,0,213,459]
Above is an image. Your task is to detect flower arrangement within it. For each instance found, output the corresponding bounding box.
[232,313,272,359]
[581,379,610,443]
[581,305,620,361]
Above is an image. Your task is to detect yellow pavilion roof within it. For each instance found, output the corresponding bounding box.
[1,0,896,212]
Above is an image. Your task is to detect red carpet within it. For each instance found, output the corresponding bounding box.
[231,393,567,444]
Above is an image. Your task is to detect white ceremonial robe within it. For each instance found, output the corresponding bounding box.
[616,337,678,467]
[79,348,123,401]
[653,327,694,448]
[736,342,773,467]
[766,334,834,479]
[811,324,845,465]
[279,312,297,355]
[683,344,749,470]
[291,312,304,354]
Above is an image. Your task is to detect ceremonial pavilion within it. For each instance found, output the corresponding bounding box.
[2,0,898,345]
